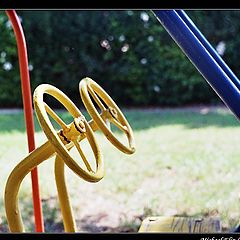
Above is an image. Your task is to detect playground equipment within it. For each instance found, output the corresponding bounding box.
[3,9,240,233]
[139,216,221,233]
[4,77,135,232]
[153,10,240,120]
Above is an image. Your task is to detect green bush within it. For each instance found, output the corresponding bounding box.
[0,10,239,108]
[0,13,21,107]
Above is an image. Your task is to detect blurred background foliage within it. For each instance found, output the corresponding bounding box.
[0,10,239,108]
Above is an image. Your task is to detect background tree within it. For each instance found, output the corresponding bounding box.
[0,10,239,108]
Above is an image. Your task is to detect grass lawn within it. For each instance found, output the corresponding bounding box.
[0,106,240,232]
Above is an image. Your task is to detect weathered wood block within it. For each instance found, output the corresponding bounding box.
[138,216,221,233]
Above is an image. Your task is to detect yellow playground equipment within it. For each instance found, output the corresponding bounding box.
[4,77,221,233]
[4,77,135,232]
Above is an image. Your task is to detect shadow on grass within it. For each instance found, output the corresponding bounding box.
[0,195,141,233]
[0,196,237,233]
[0,106,239,134]
[0,208,234,233]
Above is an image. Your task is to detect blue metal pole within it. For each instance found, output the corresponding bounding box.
[176,10,240,91]
[152,10,240,120]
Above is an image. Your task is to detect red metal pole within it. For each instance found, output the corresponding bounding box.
[6,10,44,232]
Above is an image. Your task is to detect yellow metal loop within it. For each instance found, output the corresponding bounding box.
[33,84,104,182]
[80,77,136,154]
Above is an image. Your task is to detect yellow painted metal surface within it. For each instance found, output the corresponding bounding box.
[55,155,76,232]
[5,141,55,232]
[138,216,222,233]
[34,84,105,183]
[80,77,136,154]
[5,78,136,232]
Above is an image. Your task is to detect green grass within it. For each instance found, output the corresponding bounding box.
[0,107,240,232]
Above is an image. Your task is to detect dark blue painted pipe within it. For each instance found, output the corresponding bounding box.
[152,10,240,120]
[176,10,240,91]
